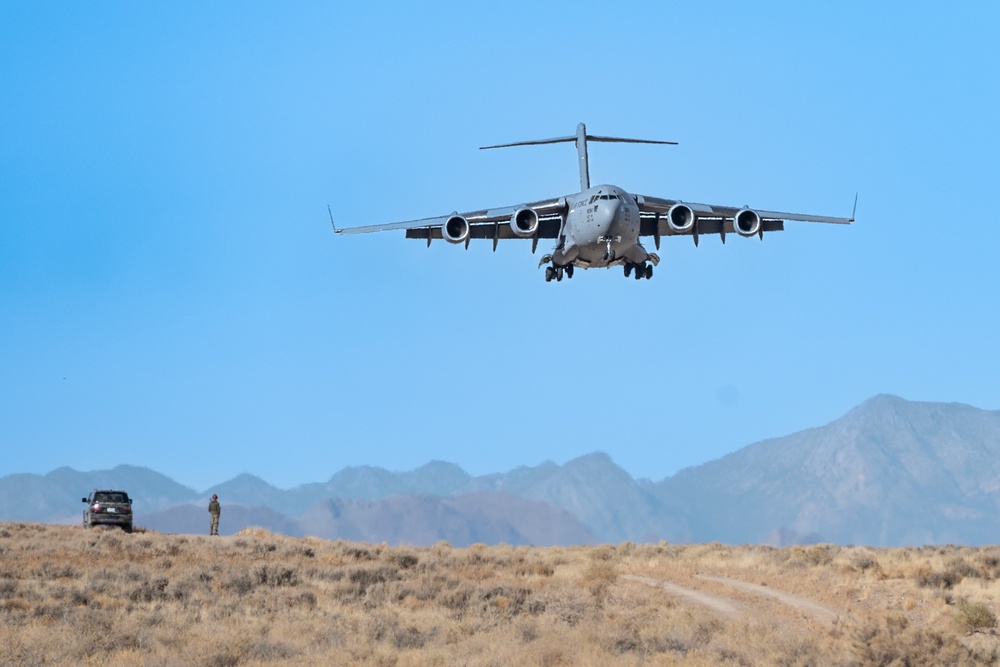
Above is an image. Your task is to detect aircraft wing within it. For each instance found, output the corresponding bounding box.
[332,196,568,249]
[634,194,853,245]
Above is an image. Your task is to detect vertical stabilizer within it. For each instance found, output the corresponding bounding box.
[576,122,590,190]
[481,124,677,193]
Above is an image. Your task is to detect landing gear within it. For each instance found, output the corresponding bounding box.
[544,264,574,282]
[624,262,653,280]
[601,236,620,263]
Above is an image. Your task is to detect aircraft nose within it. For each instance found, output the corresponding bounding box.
[597,199,621,227]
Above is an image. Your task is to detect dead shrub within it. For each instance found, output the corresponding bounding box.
[247,639,297,661]
[255,565,298,587]
[221,573,255,596]
[387,551,419,570]
[852,613,995,666]
[339,543,377,561]
[478,585,532,617]
[349,565,398,594]
[515,560,555,577]
[291,590,317,609]
[975,552,1000,579]
[309,566,345,582]
[251,541,278,557]
[917,569,962,590]
[0,581,17,598]
[536,588,590,626]
[851,552,881,573]
[590,545,616,561]
[129,577,169,602]
[790,544,837,567]
[601,618,643,655]
[439,582,475,612]
[393,625,429,649]
[581,561,617,606]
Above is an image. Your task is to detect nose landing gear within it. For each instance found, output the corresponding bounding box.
[599,236,621,263]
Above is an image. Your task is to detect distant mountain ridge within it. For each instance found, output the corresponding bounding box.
[6,395,1000,546]
[652,394,1000,545]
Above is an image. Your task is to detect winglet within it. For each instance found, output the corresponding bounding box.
[850,193,858,222]
[328,205,340,234]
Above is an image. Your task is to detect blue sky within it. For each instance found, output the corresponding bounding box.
[2,3,998,492]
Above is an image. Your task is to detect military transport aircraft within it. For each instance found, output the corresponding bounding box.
[331,123,854,282]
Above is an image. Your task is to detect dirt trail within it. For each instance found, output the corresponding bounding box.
[622,575,741,617]
[623,573,841,624]
[695,574,842,623]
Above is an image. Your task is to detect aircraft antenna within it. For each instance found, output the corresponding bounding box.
[481,123,677,192]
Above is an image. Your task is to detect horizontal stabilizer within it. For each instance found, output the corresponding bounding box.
[480,123,677,191]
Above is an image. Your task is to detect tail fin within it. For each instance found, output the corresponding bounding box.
[328,205,339,234]
[481,123,677,192]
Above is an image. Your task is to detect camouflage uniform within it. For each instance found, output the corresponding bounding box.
[208,496,221,535]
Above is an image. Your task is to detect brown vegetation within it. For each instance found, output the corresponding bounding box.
[1,523,1000,665]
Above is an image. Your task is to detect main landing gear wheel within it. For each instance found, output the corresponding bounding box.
[545,265,572,282]
[626,263,653,280]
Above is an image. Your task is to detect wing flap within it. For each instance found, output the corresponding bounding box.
[405,216,562,241]
[640,215,784,238]
[335,197,567,238]
[635,192,851,241]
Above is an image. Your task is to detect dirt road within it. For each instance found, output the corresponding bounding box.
[623,572,842,623]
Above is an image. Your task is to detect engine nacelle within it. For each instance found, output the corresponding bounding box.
[443,215,470,244]
[511,207,539,238]
[734,208,761,237]
[666,203,696,233]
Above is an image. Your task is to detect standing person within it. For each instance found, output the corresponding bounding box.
[208,494,221,536]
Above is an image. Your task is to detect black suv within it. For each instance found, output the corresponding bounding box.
[82,490,133,533]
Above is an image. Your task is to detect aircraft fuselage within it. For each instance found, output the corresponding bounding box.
[552,184,649,268]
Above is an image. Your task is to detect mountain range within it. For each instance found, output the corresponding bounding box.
[6,394,1000,546]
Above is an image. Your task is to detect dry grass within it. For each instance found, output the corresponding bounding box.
[1,524,1000,665]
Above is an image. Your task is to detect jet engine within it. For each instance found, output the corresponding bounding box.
[510,207,539,238]
[666,203,696,233]
[734,208,761,237]
[443,215,470,244]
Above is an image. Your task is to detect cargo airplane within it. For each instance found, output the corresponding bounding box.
[331,123,854,282]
